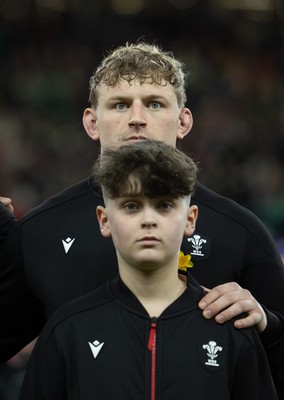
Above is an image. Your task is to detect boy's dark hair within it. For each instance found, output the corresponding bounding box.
[89,42,187,108]
[92,140,197,199]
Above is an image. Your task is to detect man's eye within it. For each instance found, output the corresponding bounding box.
[115,103,127,110]
[150,101,161,109]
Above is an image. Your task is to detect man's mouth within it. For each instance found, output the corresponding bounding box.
[125,135,148,142]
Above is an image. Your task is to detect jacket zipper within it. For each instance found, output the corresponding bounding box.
[148,318,157,400]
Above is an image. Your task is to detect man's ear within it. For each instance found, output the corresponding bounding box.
[83,108,100,141]
[96,205,112,237]
[184,205,198,237]
[177,107,193,140]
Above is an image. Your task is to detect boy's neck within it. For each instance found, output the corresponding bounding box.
[119,262,187,318]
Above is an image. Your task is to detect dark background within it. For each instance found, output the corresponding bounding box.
[0,1,284,397]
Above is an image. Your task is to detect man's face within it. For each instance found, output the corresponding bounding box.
[83,79,192,150]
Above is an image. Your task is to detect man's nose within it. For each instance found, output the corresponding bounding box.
[128,102,146,128]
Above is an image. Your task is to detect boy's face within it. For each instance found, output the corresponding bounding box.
[97,185,197,272]
[83,79,193,151]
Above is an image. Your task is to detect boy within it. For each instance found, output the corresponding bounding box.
[20,140,278,399]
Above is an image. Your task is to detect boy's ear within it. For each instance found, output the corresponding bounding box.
[96,205,112,237]
[83,108,100,141]
[184,205,198,237]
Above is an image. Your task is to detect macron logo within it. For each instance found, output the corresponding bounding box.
[62,237,75,254]
[88,340,104,359]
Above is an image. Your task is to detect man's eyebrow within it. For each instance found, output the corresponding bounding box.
[109,93,166,100]
[144,94,167,101]
[105,95,130,103]
[107,93,168,101]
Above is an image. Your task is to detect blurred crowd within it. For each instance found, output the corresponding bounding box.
[0,1,284,398]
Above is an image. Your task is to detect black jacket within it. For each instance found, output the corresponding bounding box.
[1,178,284,395]
[20,275,278,400]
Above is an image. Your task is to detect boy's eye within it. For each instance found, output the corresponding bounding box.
[158,201,173,210]
[123,202,139,211]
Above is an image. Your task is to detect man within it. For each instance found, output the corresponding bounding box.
[20,140,278,399]
[0,42,283,395]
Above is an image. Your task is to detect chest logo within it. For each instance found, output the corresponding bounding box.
[202,340,223,367]
[62,237,76,254]
[89,340,104,359]
[187,234,207,257]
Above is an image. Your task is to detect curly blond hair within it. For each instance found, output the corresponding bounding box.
[89,42,187,108]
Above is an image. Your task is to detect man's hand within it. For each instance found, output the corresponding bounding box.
[199,282,267,333]
[0,196,14,213]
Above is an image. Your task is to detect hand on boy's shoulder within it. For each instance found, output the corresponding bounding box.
[198,282,267,333]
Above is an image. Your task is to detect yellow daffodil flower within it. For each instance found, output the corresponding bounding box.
[178,251,193,271]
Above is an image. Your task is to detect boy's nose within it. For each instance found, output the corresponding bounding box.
[141,208,157,228]
[142,220,157,228]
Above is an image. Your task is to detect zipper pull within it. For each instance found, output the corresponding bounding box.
[148,319,157,351]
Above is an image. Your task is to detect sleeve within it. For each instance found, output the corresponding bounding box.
[242,218,284,313]
[241,221,284,397]
[260,309,284,398]
[19,334,67,400]
[232,329,279,400]
[0,219,45,363]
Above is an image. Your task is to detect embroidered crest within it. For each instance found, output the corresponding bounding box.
[187,234,207,257]
[202,340,223,367]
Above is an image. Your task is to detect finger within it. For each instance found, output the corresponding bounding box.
[201,288,256,321]
[0,196,10,205]
[0,197,14,213]
[0,196,12,206]
[198,282,243,311]
[234,312,266,332]
[234,310,267,332]
[213,299,255,323]
[213,301,267,332]
[7,204,14,213]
